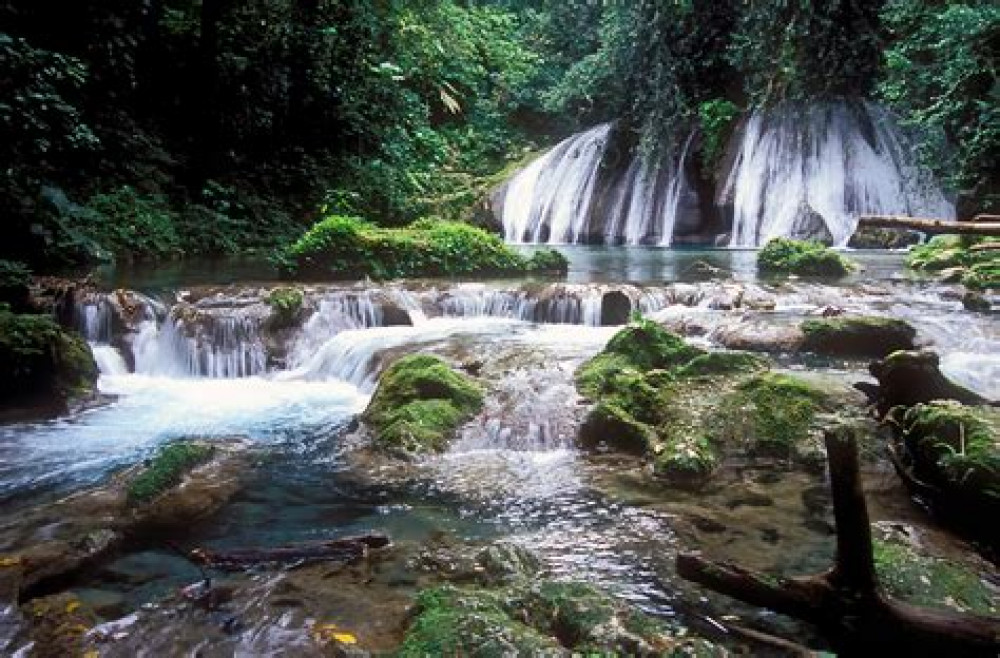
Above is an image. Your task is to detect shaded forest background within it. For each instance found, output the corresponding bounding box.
[1,0,996,269]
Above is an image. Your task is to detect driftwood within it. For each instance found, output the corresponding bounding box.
[677,427,1000,655]
[858,215,1000,236]
[188,533,390,571]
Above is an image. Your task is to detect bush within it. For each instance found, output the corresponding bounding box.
[758,237,854,277]
[526,248,569,274]
[279,215,546,280]
[82,186,182,260]
[0,259,33,311]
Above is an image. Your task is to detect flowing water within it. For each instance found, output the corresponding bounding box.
[1,249,996,653]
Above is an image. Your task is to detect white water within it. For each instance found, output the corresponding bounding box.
[724,102,953,246]
[502,124,693,245]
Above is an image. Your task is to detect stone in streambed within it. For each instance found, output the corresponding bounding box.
[364,354,484,456]
[867,350,990,415]
[599,290,631,326]
[799,315,916,358]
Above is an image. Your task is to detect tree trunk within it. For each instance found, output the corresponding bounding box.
[676,426,1000,655]
[857,215,1000,236]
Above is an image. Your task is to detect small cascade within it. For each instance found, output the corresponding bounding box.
[723,101,954,247]
[133,312,267,379]
[501,124,696,245]
[287,292,386,369]
[91,345,129,377]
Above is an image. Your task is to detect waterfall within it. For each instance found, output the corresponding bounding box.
[723,101,954,247]
[501,124,694,245]
[132,313,267,379]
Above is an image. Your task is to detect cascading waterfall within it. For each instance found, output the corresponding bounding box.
[502,124,694,245]
[723,101,954,247]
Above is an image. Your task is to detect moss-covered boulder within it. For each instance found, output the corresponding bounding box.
[868,350,990,416]
[0,305,97,411]
[675,351,770,378]
[602,318,705,371]
[279,215,555,280]
[364,354,484,456]
[127,442,216,503]
[800,316,916,358]
[907,235,1000,290]
[757,237,854,277]
[578,401,656,455]
[398,579,721,657]
[264,286,304,328]
[715,373,832,461]
[896,401,999,503]
[525,248,569,274]
[874,537,998,615]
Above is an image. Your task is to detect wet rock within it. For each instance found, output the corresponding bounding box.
[17,593,97,657]
[726,492,774,509]
[962,290,991,313]
[867,350,991,416]
[599,290,631,326]
[799,315,916,358]
[75,587,128,619]
[381,301,413,327]
[682,260,731,281]
[363,354,484,456]
[937,267,967,284]
[0,306,98,417]
[474,543,541,585]
[578,402,654,456]
[712,321,803,353]
[788,203,834,243]
[0,439,249,597]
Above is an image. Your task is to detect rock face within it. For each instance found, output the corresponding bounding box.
[363,354,484,456]
[799,316,916,358]
[867,350,992,416]
[599,290,631,326]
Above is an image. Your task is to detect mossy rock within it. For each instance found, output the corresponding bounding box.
[526,248,569,274]
[906,235,977,271]
[398,578,719,656]
[578,401,656,455]
[128,441,216,503]
[800,316,916,358]
[265,286,304,328]
[23,593,97,657]
[397,585,561,657]
[0,306,98,408]
[365,354,484,456]
[874,538,998,615]
[897,401,1000,501]
[575,352,638,399]
[654,431,717,489]
[961,259,1000,290]
[603,319,705,371]
[675,351,770,378]
[715,373,831,459]
[757,237,854,277]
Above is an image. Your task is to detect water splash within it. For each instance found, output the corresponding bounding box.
[723,101,953,246]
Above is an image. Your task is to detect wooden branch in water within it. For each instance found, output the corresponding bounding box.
[188,533,389,571]
[676,427,1000,655]
[857,215,1000,236]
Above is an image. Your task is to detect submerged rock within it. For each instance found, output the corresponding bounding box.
[0,438,249,597]
[799,315,916,358]
[363,354,484,456]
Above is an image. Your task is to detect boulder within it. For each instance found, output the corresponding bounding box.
[867,350,992,416]
[599,290,631,326]
[799,316,916,358]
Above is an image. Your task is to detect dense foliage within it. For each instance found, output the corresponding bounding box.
[757,238,855,277]
[2,0,997,269]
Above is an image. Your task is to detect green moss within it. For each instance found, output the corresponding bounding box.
[578,401,656,455]
[127,442,215,503]
[575,352,637,399]
[654,432,717,487]
[265,286,304,327]
[717,373,830,458]
[874,539,997,615]
[757,237,854,277]
[365,354,484,455]
[961,259,1000,290]
[900,401,1000,500]
[675,351,769,378]
[279,215,543,280]
[603,319,705,372]
[906,235,976,271]
[397,585,560,657]
[0,305,97,404]
[800,316,916,358]
[525,248,569,274]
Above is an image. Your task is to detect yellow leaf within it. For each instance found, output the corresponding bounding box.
[66,600,81,613]
[83,650,100,658]
[332,632,357,645]
[0,556,20,567]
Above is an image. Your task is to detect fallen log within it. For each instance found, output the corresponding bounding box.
[188,533,390,571]
[858,215,1000,236]
[970,241,1000,252]
[972,214,1000,223]
[677,426,1000,655]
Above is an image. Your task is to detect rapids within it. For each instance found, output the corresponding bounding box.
[1,248,996,653]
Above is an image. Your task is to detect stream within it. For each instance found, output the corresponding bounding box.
[1,247,997,653]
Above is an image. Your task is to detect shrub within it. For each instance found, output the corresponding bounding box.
[758,237,854,277]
